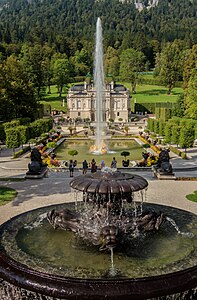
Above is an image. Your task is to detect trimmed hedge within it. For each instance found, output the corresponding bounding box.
[3,120,20,130]
[4,118,53,151]
[135,102,175,115]
[169,145,187,159]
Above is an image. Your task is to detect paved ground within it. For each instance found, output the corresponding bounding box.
[0,144,197,225]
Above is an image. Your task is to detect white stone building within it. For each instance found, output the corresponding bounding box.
[67,80,131,122]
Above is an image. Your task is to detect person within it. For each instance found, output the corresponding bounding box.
[82,159,88,174]
[90,158,97,173]
[111,157,117,169]
[100,160,105,170]
[69,159,74,177]
[142,152,149,166]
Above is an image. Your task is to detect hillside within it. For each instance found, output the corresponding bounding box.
[0,0,196,55]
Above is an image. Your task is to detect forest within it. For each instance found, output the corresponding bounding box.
[0,0,196,123]
[0,0,196,62]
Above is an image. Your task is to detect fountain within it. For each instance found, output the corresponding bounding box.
[90,17,107,154]
[0,167,197,299]
[0,17,196,300]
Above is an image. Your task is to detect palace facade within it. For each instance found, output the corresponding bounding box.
[67,80,131,122]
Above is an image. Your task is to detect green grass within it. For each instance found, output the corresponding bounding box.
[186,190,197,202]
[0,186,17,206]
[122,82,183,103]
[41,84,73,112]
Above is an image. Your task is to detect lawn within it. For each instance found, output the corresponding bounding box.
[41,84,74,112]
[122,82,183,103]
[0,186,17,205]
[186,191,197,202]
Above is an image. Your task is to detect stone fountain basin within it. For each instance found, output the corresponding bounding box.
[0,203,196,300]
[70,171,148,194]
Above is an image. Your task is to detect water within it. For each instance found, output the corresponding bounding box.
[56,139,143,166]
[94,17,105,153]
[1,203,196,280]
[166,216,194,237]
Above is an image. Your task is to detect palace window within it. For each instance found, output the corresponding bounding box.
[77,100,81,109]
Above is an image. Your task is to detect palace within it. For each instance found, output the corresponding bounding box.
[67,79,131,122]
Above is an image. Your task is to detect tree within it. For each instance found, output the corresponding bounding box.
[68,126,74,135]
[0,56,37,121]
[147,118,154,132]
[183,45,197,89]
[184,68,197,120]
[121,151,130,160]
[53,58,72,97]
[159,120,165,136]
[104,46,119,77]
[172,94,185,118]
[42,45,56,95]
[164,123,172,144]
[156,40,184,94]
[179,126,195,153]
[124,126,129,135]
[154,120,160,135]
[20,44,48,99]
[171,125,180,146]
[70,48,91,76]
[119,48,145,93]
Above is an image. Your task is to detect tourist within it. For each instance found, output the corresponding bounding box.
[69,159,75,177]
[111,157,117,169]
[90,158,97,173]
[82,159,88,174]
[100,160,105,170]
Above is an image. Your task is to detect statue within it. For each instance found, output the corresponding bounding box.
[47,207,165,251]
[47,171,165,251]
[26,147,48,177]
[153,148,173,175]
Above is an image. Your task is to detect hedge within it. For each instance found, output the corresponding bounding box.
[135,102,175,115]
[4,118,53,151]
[3,120,20,130]
[5,127,21,149]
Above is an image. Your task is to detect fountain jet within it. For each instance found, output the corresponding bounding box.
[91,17,107,154]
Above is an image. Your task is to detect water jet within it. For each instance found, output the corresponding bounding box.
[0,17,196,300]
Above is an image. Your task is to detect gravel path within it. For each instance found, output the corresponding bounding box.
[0,145,196,225]
[0,172,196,225]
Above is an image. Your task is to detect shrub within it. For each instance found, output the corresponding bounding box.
[181,152,187,159]
[46,142,57,149]
[3,120,20,130]
[5,128,21,149]
[68,149,78,157]
[13,146,31,158]
[143,144,150,148]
